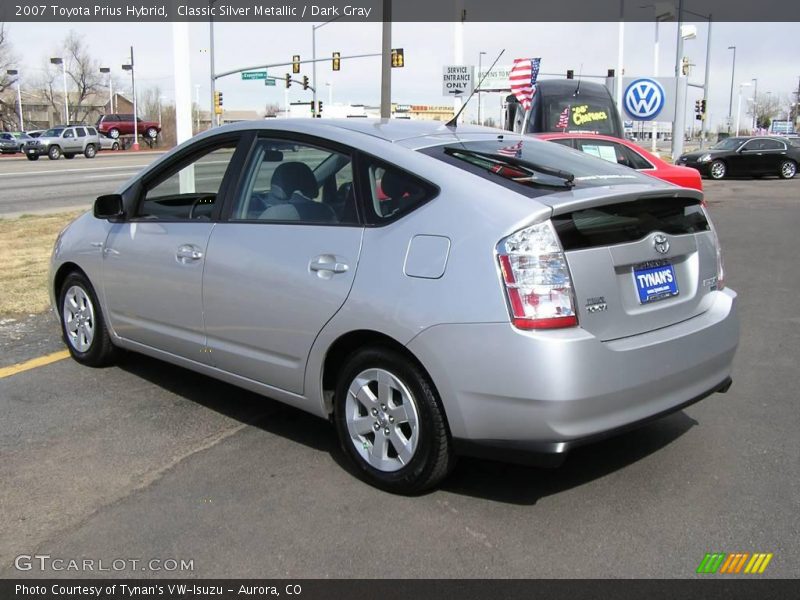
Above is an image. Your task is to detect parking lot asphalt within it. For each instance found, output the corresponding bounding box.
[1,178,798,578]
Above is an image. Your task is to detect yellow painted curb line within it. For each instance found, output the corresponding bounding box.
[0,350,70,379]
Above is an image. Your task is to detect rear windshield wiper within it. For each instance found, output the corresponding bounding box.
[443,147,575,188]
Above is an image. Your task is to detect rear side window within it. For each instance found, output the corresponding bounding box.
[361,159,437,224]
[76,127,86,137]
[552,197,710,251]
[87,127,97,135]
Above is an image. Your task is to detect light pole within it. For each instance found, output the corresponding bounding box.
[478,51,486,125]
[6,69,24,130]
[99,67,112,113]
[312,13,344,119]
[735,81,751,136]
[751,78,758,132]
[50,57,69,124]
[325,81,333,107]
[209,0,219,127]
[122,46,139,150]
[194,84,201,131]
[726,46,736,132]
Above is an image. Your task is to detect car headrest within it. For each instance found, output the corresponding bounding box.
[270,162,318,201]
[380,169,420,200]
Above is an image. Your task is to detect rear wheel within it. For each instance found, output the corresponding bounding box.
[145,127,158,140]
[779,160,797,179]
[334,346,454,494]
[84,144,96,158]
[48,146,62,160]
[708,160,726,180]
[111,142,120,151]
[108,128,120,139]
[26,154,39,161]
[59,272,116,367]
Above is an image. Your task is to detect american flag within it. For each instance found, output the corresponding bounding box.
[509,57,541,111]
[557,106,570,129]
[496,140,523,158]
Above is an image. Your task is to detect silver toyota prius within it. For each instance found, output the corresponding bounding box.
[50,119,738,493]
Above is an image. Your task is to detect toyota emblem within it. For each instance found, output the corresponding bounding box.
[653,234,670,254]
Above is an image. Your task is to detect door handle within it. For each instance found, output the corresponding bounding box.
[310,255,349,277]
[176,244,203,263]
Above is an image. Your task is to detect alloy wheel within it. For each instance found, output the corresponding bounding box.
[781,161,796,179]
[63,285,96,353]
[345,368,420,473]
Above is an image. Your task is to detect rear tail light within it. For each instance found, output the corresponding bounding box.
[497,220,578,330]
[701,201,725,290]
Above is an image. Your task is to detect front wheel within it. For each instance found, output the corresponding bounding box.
[708,160,726,180]
[145,127,158,140]
[779,160,797,179]
[48,146,62,160]
[59,272,117,367]
[84,144,96,158]
[111,142,120,151]
[334,346,454,494]
[108,129,120,139]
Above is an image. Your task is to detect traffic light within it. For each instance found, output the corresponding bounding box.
[302,75,309,90]
[292,55,300,74]
[213,91,223,115]
[607,69,615,77]
[695,100,701,113]
[566,69,574,79]
[700,99,707,114]
[317,100,323,117]
[285,73,291,88]
[332,51,340,71]
[681,57,690,76]
[391,48,404,68]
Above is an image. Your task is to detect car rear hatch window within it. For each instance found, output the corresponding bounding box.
[420,138,650,198]
[554,196,719,341]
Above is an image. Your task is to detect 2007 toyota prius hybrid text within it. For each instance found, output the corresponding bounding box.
[49,119,738,494]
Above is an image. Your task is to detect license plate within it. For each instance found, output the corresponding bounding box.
[634,262,679,304]
[27,148,35,154]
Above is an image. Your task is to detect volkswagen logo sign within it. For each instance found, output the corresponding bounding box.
[653,234,670,254]
[624,78,665,120]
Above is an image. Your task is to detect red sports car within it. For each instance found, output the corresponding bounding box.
[537,132,703,191]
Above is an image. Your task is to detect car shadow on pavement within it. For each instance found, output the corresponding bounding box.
[115,352,697,504]
[441,412,697,504]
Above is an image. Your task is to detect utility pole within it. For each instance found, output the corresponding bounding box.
[699,15,711,148]
[380,0,392,118]
[671,0,685,161]
[209,1,217,127]
[727,45,736,133]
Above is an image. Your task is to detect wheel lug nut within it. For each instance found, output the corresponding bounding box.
[373,422,380,431]
[389,416,394,423]
[384,428,390,436]
[371,408,378,416]
[381,404,387,411]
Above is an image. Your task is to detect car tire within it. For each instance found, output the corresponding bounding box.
[59,272,117,367]
[779,160,797,179]
[145,127,158,140]
[64,153,75,159]
[108,129,120,139]
[708,160,726,180]
[26,154,39,161]
[111,142,120,151]
[84,144,96,158]
[334,346,454,494]
[48,146,62,160]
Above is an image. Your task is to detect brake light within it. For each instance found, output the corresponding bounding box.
[701,201,725,290]
[497,220,578,330]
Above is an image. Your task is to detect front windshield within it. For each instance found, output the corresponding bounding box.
[42,128,65,137]
[543,97,617,135]
[711,138,745,151]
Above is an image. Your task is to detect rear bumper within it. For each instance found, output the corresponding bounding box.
[406,288,738,464]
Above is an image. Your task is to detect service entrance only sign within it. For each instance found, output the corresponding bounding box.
[442,65,475,96]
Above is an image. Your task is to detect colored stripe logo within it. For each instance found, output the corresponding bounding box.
[697,552,773,574]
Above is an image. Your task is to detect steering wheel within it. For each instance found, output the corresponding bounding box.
[189,195,215,220]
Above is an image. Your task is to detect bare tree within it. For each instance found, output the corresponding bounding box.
[747,92,789,130]
[0,24,20,130]
[139,85,163,121]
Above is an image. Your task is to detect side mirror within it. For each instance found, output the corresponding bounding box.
[94,194,125,220]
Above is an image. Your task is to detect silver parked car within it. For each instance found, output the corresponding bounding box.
[49,119,739,493]
[25,125,100,160]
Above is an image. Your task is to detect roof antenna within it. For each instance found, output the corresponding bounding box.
[574,63,584,97]
[447,49,505,128]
